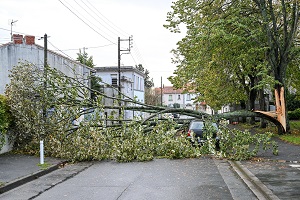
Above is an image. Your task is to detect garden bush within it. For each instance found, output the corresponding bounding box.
[0,94,12,149]
[288,108,300,120]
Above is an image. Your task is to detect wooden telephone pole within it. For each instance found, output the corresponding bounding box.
[117,36,133,122]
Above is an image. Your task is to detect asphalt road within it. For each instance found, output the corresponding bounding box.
[0,158,256,200]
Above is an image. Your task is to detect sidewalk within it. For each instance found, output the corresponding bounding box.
[0,153,65,194]
[236,136,300,199]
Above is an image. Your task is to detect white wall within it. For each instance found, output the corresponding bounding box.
[0,133,13,154]
[95,66,145,120]
[0,42,91,94]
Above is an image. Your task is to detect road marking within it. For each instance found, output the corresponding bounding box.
[289,164,300,170]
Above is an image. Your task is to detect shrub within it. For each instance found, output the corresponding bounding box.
[0,95,12,132]
[288,108,300,120]
[0,94,12,149]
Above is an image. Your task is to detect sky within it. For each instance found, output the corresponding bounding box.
[0,0,185,87]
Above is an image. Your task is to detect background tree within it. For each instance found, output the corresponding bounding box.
[165,0,300,132]
[165,0,272,113]
[252,0,299,132]
[76,49,102,100]
[135,64,154,88]
[135,64,156,105]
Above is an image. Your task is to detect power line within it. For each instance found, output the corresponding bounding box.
[85,0,130,37]
[0,27,43,39]
[66,0,116,42]
[53,43,115,51]
[58,0,116,44]
[74,0,120,38]
[47,39,75,60]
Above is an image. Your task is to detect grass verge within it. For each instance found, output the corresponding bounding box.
[230,120,300,145]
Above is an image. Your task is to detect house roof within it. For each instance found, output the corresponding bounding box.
[154,86,184,94]
[94,66,146,77]
[0,40,95,72]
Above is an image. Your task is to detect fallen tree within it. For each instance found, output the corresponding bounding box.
[5,62,278,162]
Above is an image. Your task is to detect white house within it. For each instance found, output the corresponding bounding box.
[0,34,94,94]
[155,86,215,115]
[94,66,145,121]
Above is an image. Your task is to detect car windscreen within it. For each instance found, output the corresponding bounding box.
[190,121,204,129]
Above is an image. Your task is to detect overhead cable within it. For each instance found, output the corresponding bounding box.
[58,0,116,45]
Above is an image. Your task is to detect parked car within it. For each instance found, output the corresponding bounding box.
[172,113,180,118]
[186,120,220,149]
[162,113,174,119]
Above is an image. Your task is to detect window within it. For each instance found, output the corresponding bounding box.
[187,94,191,101]
[168,95,173,101]
[178,95,181,100]
[111,74,117,86]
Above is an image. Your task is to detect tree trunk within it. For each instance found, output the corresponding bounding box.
[240,100,246,123]
[258,88,267,128]
[274,86,288,133]
[249,75,257,124]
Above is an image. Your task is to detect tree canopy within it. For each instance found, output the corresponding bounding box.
[164,0,300,132]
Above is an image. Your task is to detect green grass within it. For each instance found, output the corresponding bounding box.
[37,162,51,170]
[278,135,300,145]
[290,120,300,131]
[277,120,300,145]
[230,120,300,145]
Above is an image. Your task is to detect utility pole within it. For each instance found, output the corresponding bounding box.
[40,33,48,165]
[161,76,163,106]
[117,36,133,123]
[10,19,18,41]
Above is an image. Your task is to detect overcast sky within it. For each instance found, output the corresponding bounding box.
[0,0,185,87]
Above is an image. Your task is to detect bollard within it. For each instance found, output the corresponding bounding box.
[40,140,44,164]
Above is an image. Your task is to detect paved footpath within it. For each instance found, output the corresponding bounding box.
[243,136,300,200]
[0,153,65,194]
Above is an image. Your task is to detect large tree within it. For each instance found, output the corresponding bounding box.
[253,0,300,132]
[165,0,300,132]
[165,0,271,111]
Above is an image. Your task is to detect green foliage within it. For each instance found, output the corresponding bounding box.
[135,64,154,88]
[164,0,271,110]
[6,62,278,162]
[0,95,12,132]
[5,62,44,147]
[76,49,95,68]
[0,94,12,149]
[218,127,278,160]
[40,118,200,162]
[37,162,51,170]
[288,108,300,120]
[286,92,300,111]
[5,62,91,148]
[279,135,300,145]
[165,0,300,116]
[173,103,180,108]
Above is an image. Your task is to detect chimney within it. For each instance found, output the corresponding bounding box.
[25,35,35,45]
[13,34,23,44]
